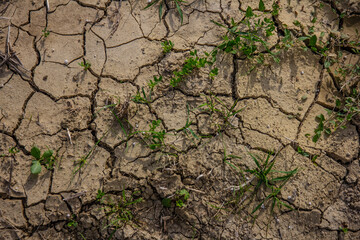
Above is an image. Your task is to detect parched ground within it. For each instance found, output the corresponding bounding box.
[0,0,360,239]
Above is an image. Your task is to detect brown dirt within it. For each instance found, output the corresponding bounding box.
[0,0,359,239]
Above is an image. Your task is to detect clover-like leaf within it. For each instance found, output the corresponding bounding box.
[31,160,42,174]
[31,146,41,160]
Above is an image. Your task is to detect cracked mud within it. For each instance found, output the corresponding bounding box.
[0,0,360,239]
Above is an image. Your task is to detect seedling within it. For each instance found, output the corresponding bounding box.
[311,89,360,143]
[72,131,108,176]
[198,94,243,132]
[141,119,167,150]
[100,190,143,231]
[170,50,217,87]
[132,76,163,104]
[296,146,318,163]
[245,152,298,219]
[78,60,91,71]
[42,27,50,38]
[161,40,174,53]
[67,215,78,228]
[212,3,281,71]
[176,104,198,140]
[96,189,106,203]
[162,189,190,208]
[30,146,55,174]
[144,0,186,24]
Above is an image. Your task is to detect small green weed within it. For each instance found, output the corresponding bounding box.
[162,189,190,208]
[246,152,298,218]
[73,132,108,176]
[176,104,199,140]
[30,146,55,174]
[67,215,78,228]
[340,227,348,233]
[78,60,91,71]
[198,94,243,131]
[42,27,50,38]
[96,189,106,203]
[132,76,163,104]
[296,146,318,163]
[145,0,186,24]
[100,190,143,232]
[170,50,217,87]
[311,89,360,143]
[161,40,174,53]
[141,119,167,150]
[212,2,283,72]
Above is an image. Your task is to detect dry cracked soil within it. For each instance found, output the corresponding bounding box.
[0,0,360,239]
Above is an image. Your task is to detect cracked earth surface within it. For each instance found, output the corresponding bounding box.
[0,0,360,239]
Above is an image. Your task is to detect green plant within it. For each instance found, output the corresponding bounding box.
[100,190,143,231]
[73,131,108,176]
[42,27,50,38]
[212,3,281,71]
[340,227,348,233]
[67,215,78,228]
[161,40,174,53]
[197,94,243,132]
[78,60,91,71]
[162,189,190,208]
[170,50,217,87]
[144,0,186,24]
[176,104,198,140]
[311,89,360,143]
[30,146,55,174]
[132,76,163,104]
[96,189,105,202]
[141,119,167,150]
[244,152,298,219]
[296,146,318,163]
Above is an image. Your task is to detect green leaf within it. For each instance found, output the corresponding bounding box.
[211,20,226,28]
[325,128,332,135]
[309,35,317,47]
[42,150,53,161]
[178,189,190,200]
[31,160,42,174]
[159,2,164,21]
[316,114,325,122]
[252,200,265,214]
[176,199,185,207]
[162,198,171,207]
[246,6,254,18]
[324,61,331,68]
[312,132,321,143]
[259,0,265,12]
[144,0,160,9]
[175,1,183,24]
[31,146,41,160]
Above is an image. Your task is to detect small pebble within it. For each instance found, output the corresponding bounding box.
[300,71,304,75]
[308,202,312,205]
[66,214,70,218]
[287,196,292,200]
[64,59,69,64]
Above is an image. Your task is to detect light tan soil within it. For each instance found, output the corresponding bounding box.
[0,0,359,239]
